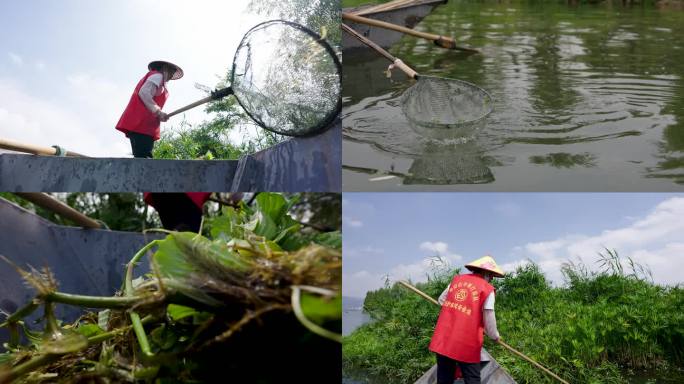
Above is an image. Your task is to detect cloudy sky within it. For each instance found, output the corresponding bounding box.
[343,193,684,298]
[0,1,272,157]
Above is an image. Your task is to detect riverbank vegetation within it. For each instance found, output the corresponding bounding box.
[343,250,684,383]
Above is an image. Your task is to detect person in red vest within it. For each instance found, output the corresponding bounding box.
[116,60,183,158]
[144,193,211,233]
[429,255,504,384]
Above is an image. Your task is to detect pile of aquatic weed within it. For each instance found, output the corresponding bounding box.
[343,250,684,384]
[0,193,341,383]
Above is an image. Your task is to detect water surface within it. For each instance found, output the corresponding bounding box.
[343,1,684,191]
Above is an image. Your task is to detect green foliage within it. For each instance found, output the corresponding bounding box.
[345,276,451,382]
[154,69,286,160]
[65,193,160,231]
[152,119,246,160]
[205,193,341,252]
[0,192,341,383]
[249,0,341,48]
[343,253,684,384]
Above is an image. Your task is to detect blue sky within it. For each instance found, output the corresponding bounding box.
[0,1,271,156]
[343,193,684,298]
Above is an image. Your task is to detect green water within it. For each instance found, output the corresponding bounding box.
[342,1,684,191]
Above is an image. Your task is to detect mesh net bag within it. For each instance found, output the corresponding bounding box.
[400,75,493,128]
[231,20,342,136]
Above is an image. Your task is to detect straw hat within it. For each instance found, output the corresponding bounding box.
[465,255,504,278]
[148,60,184,80]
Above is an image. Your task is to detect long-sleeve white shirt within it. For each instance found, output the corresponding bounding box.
[438,283,500,340]
[138,73,165,114]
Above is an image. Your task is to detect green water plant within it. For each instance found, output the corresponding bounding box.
[0,193,341,383]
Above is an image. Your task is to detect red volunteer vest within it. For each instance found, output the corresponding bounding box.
[143,193,211,211]
[429,273,494,363]
[116,70,168,141]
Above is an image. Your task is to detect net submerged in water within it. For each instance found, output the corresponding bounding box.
[400,75,493,129]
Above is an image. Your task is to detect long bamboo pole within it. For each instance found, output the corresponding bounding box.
[397,280,570,384]
[352,0,428,16]
[14,193,102,229]
[0,138,87,157]
[342,12,479,52]
[342,23,418,79]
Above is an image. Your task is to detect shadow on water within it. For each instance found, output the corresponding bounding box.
[343,1,684,190]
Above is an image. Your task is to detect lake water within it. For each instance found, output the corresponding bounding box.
[343,1,684,191]
[343,306,389,384]
[344,308,372,336]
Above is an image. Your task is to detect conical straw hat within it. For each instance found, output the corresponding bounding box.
[465,255,504,278]
[148,60,184,80]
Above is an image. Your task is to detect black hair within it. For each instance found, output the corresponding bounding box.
[149,62,165,72]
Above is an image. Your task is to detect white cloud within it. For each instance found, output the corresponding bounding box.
[506,197,684,285]
[419,241,462,263]
[420,241,449,254]
[35,61,46,71]
[8,52,23,66]
[0,78,130,157]
[343,255,460,298]
[343,242,463,297]
[343,270,386,298]
[344,216,363,228]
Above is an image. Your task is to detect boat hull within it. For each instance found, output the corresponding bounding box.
[414,349,517,384]
[343,0,447,50]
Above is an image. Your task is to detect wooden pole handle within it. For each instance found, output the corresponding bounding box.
[497,340,570,384]
[166,87,234,118]
[166,95,214,118]
[352,0,419,16]
[14,193,102,229]
[342,23,418,80]
[0,138,87,157]
[342,12,479,53]
[343,12,441,41]
[397,280,440,306]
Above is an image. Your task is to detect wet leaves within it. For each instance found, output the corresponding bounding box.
[0,193,341,383]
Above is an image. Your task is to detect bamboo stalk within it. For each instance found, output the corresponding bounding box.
[0,137,87,157]
[14,193,102,229]
[397,280,570,384]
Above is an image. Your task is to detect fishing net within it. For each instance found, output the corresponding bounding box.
[343,84,496,185]
[400,75,493,128]
[231,20,342,136]
[405,148,494,185]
